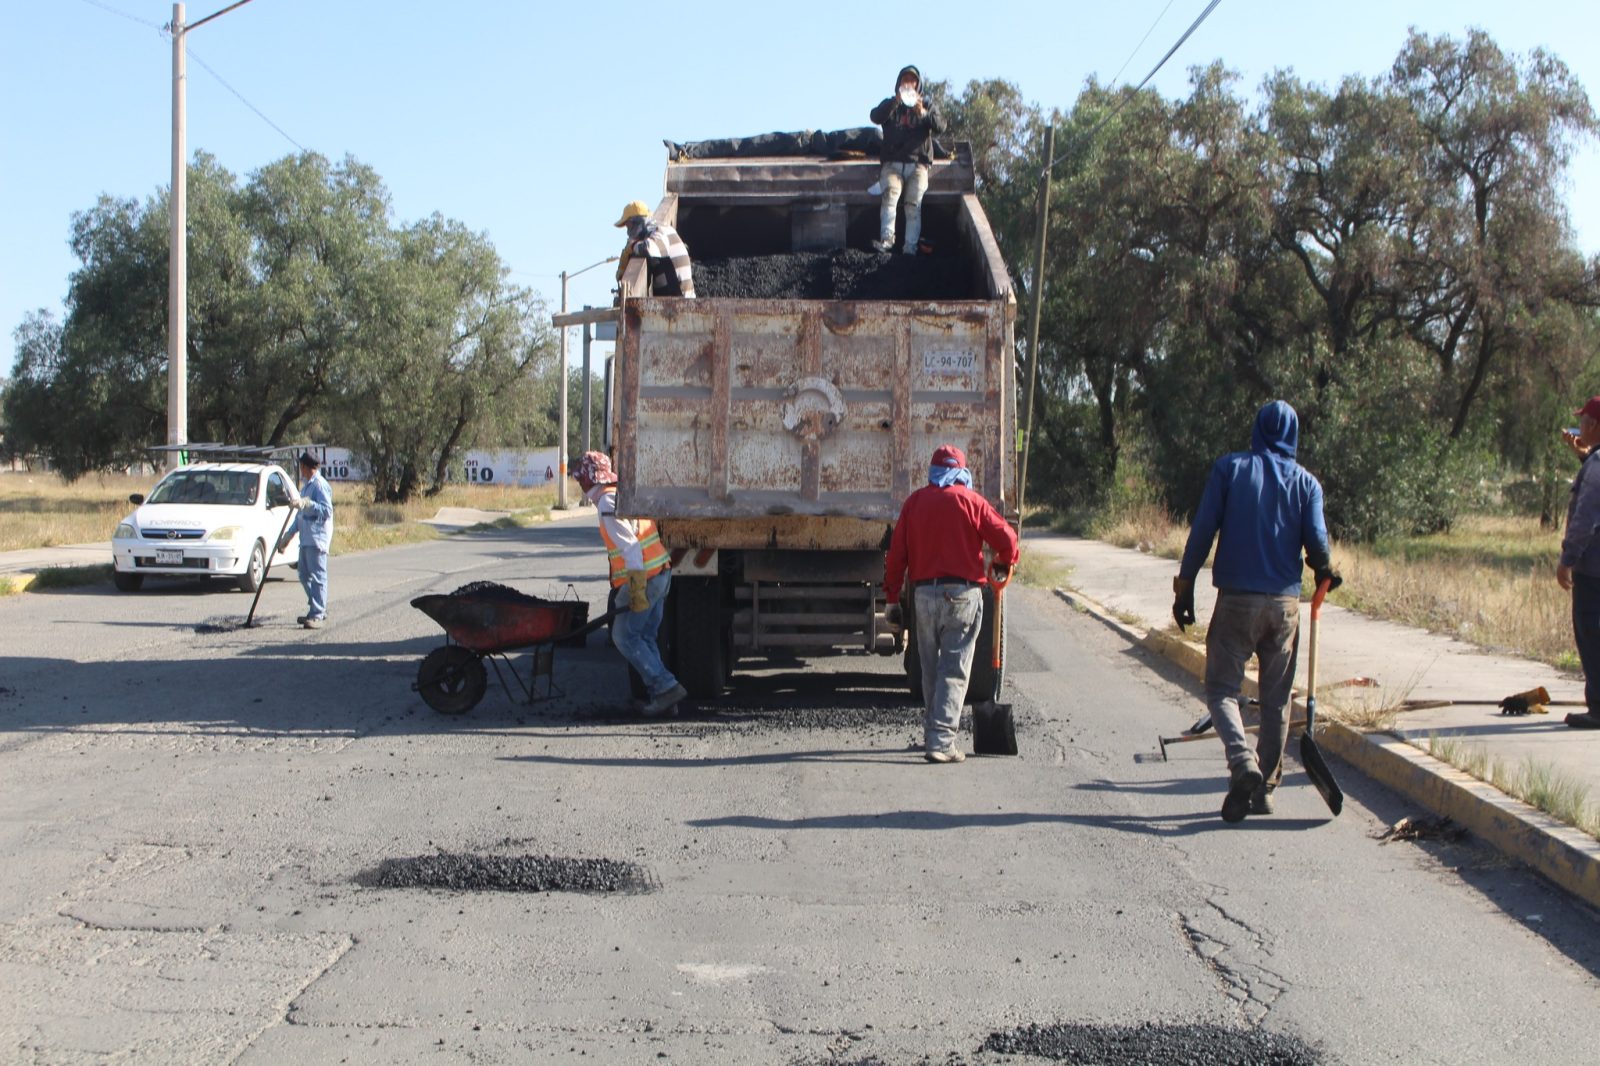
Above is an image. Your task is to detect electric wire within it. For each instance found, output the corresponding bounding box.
[1107,0,1179,89]
[75,0,163,31]
[185,45,306,152]
[1047,0,1224,173]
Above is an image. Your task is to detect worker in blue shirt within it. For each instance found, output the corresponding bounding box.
[1172,400,1340,822]
[279,451,334,629]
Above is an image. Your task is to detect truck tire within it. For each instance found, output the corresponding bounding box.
[671,576,726,698]
[964,585,1005,704]
[903,596,924,703]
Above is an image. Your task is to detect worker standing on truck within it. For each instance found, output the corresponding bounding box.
[884,445,1018,763]
[574,451,687,717]
[614,201,696,298]
[1171,400,1341,821]
[869,65,946,255]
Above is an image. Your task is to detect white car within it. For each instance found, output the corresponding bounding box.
[111,462,301,592]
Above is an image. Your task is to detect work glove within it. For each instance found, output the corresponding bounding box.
[884,602,903,627]
[990,563,1012,585]
[293,496,309,511]
[1171,575,1196,631]
[626,570,650,613]
[1499,686,1551,717]
[1314,568,1343,593]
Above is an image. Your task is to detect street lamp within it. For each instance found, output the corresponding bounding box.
[165,0,256,469]
[554,255,618,509]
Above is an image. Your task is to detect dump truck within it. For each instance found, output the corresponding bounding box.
[602,140,1018,700]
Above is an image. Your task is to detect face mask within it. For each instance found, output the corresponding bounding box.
[899,87,918,107]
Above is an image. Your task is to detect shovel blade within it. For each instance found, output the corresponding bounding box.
[1299,705,1343,815]
[973,701,1017,756]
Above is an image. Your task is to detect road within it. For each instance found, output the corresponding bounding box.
[2,517,1597,1064]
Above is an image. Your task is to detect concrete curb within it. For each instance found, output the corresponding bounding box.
[0,572,39,594]
[1054,586,1600,910]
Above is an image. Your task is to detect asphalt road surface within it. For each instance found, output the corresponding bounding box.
[2,517,1597,1064]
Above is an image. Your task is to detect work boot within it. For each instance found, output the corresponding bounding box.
[642,683,687,717]
[301,616,323,630]
[1565,711,1600,729]
[925,748,966,764]
[1222,763,1264,823]
[1249,785,1274,816]
[871,238,894,253]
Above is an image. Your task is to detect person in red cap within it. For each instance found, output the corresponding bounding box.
[1556,397,1600,729]
[574,450,686,716]
[883,444,1018,761]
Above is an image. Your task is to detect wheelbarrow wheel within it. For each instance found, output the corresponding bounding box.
[417,645,487,714]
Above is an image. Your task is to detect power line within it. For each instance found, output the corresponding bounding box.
[1107,0,1179,89]
[75,0,164,30]
[185,45,306,152]
[1048,0,1224,173]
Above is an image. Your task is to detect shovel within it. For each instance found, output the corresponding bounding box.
[1301,577,1343,816]
[197,507,297,633]
[972,570,1016,756]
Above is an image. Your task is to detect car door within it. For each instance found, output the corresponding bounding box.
[265,471,301,564]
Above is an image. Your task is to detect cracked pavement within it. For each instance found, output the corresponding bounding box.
[2,520,1598,1063]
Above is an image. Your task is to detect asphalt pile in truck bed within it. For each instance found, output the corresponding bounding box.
[693,249,972,301]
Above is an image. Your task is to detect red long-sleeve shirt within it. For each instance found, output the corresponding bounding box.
[883,483,1019,604]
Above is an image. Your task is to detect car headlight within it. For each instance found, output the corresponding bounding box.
[209,525,242,542]
[114,522,136,540]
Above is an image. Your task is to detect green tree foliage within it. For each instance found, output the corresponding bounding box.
[942,32,1600,539]
[6,152,559,499]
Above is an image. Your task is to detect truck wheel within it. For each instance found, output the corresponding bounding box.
[965,585,1005,704]
[671,576,726,698]
[903,597,924,703]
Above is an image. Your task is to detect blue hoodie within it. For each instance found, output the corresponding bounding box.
[1178,401,1330,597]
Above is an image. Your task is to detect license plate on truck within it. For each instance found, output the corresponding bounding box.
[155,549,183,565]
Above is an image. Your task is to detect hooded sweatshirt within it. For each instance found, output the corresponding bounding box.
[870,65,947,165]
[1178,401,1331,597]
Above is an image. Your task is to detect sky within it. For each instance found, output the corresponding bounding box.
[3,0,1599,375]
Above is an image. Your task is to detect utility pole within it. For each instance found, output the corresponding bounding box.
[165,0,256,470]
[557,270,570,509]
[167,3,187,469]
[1016,123,1055,527]
[581,318,593,455]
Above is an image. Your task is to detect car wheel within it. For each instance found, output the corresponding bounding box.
[113,570,144,592]
[237,541,265,593]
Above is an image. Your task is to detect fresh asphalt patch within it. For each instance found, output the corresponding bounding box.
[981,1021,1323,1064]
[356,853,654,894]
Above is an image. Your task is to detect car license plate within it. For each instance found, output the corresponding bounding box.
[155,548,183,566]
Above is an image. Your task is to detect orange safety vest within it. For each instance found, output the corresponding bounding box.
[597,505,670,588]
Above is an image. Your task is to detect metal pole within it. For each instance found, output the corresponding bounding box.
[581,318,593,455]
[1016,123,1055,528]
[556,271,569,509]
[167,3,187,470]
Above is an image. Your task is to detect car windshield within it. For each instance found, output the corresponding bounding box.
[146,471,259,506]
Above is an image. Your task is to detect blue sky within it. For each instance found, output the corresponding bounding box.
[4,0,1598,371]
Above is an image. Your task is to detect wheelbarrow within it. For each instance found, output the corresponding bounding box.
[410,581,619,714]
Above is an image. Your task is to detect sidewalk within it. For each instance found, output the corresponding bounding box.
[1023,533,1600,907]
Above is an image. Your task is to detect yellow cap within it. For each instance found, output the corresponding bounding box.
[614,200,651,227]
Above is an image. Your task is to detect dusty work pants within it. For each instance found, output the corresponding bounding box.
[1572,572,1600,713]
[613,569,678,698]
[298,546,328,621]
[1204,592,1300,786]
[914,583,983,753]
[879,162,930,251]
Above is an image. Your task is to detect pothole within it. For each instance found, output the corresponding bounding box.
[982,1021,1322,1064]
[355,853,653,894]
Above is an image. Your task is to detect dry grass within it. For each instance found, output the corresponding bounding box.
[1013,547,1074,590]
[1085,496,1575,670]
[1425,734,1600,839]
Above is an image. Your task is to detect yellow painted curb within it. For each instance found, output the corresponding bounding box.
[0,572,38,594]
[1054,586,1600,910]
